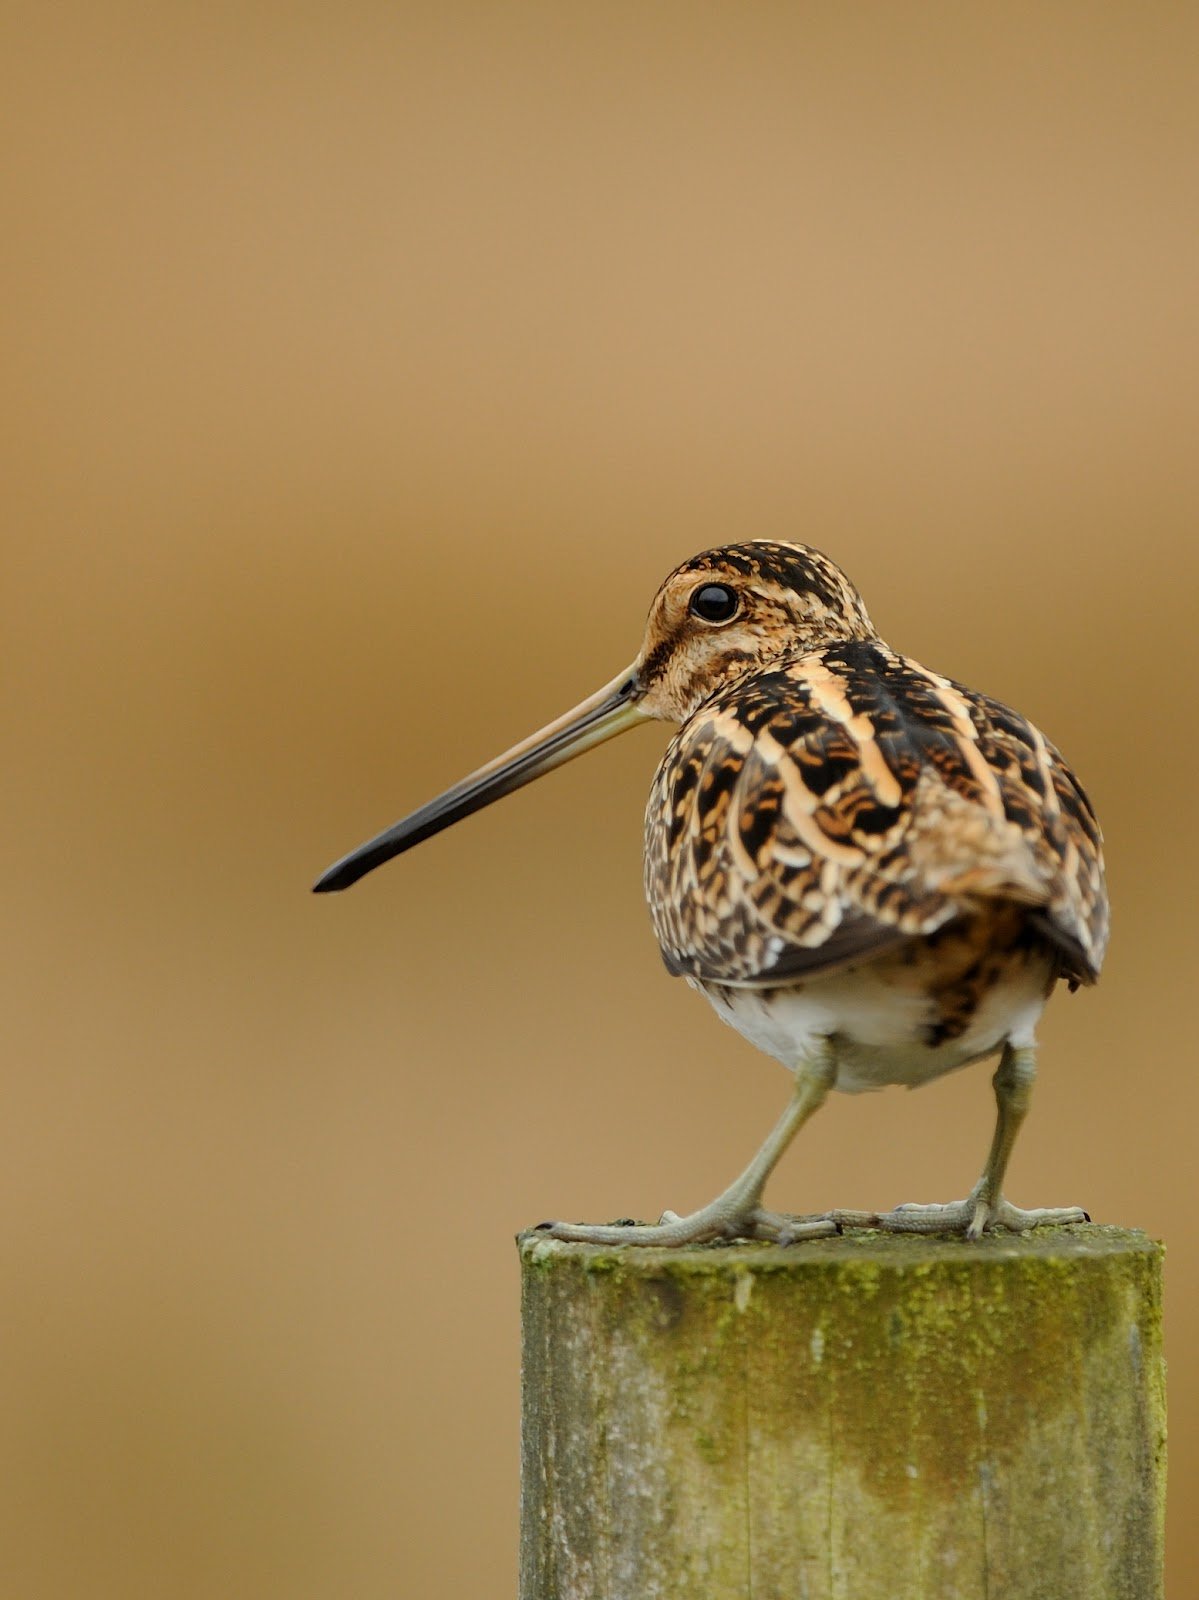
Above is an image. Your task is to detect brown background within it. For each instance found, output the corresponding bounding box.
[4,4,1196,1595]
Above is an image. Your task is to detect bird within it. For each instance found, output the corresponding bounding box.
[314,541,1108,1247]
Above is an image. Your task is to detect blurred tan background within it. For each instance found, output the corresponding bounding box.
[3,3,1197,1595]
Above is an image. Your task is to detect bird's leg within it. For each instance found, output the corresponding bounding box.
[537,1041,840,1246]
[819,1043,1088,1239]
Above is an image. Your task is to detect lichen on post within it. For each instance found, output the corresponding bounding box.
[519,1225,1164,1600]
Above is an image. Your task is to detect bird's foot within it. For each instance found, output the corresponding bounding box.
[533,1202,838,1248]
[819,1192,1089,1241]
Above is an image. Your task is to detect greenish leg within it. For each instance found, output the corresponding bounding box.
[539,1040,840,1247]
[817,1043,1088,1239]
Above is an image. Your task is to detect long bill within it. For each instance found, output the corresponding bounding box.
[312,667,648,893]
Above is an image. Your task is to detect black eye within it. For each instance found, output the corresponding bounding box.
[689,583,739,624]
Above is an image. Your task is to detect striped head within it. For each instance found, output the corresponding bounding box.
[634,541,877,722]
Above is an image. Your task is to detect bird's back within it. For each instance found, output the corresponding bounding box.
[645,638,1108,992]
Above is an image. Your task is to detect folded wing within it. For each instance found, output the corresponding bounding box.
[645,641,1108,988]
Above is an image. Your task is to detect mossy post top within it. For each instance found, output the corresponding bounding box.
[519,1220,1159,1278]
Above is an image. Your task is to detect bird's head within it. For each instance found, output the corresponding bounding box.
[632,541,876,722]
[313,540,874,892]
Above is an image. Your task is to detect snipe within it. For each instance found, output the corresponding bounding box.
[315,542,1108,1247]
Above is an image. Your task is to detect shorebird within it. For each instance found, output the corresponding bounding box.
[315,542,1108,1247]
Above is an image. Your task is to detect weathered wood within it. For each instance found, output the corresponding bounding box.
[519,1226,1164,1600]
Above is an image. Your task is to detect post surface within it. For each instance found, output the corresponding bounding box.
[519,1226,1164,1600]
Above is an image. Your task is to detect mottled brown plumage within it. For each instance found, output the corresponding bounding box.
[316,538,1107,1246]
[646,632,1105,990]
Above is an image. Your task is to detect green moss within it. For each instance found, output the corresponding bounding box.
[520,1225,1164,1503]
[520,1226,1165,1597]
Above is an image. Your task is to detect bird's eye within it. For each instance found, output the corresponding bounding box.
[688,583,740,624]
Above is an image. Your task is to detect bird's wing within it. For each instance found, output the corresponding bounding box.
[645,641,1108,988]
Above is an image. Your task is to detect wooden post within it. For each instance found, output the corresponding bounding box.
[519,1226,1164,1600]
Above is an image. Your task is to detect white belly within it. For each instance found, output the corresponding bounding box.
[696,951,1055,1093]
